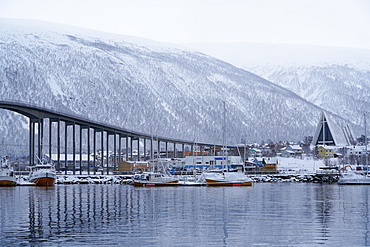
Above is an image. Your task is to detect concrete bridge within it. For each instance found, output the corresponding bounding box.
[0,101,228,175]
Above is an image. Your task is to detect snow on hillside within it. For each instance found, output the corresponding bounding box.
[186,42,370,69]
[186,42,370,127]
[0,19,360,155]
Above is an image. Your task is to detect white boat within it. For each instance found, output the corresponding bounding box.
[177,175,207,186]
[132,172,180,186]
[203,171,253,186]
[337,172,370,185]
[0,156,16,186]
[28,162,56,186]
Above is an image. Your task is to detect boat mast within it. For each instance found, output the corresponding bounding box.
[365,113,368,175]
[222,101,227,172]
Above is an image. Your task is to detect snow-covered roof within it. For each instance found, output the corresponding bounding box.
[289,145,302,150]
[317,145,336,150]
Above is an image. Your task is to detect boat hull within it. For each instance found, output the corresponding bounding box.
[205,179,253,186]
[133,181,180,187]
[204,172,253,186]
[178,181,207,186]
[338,179,370,185]
[29,176,56,186]
[28,164,56,186]
[0,176,17,186]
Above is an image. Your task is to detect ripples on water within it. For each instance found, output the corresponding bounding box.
[1,183,370,246]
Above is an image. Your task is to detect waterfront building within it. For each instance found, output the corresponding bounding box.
[117,161,151,173]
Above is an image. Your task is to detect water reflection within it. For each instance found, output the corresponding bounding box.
[338,185,370,246]
[1,184,370,246]
[315,185,334,243]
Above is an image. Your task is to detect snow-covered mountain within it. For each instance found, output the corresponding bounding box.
[0,19,357,155]
[187,42,370,127]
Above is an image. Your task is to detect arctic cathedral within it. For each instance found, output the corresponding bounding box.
[311,111,355,147]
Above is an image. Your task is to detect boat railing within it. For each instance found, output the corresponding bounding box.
[315,169,341,175]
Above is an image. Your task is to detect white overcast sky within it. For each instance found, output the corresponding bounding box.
[0,0,370,49]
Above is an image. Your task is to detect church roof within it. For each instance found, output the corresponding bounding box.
[311,111,353,146]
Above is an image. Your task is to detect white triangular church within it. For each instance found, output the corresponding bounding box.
[311,111,355,146]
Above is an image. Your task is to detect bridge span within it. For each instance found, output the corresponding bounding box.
[0,101,228,175]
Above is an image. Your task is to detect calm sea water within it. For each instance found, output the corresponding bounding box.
[0,183,369,246]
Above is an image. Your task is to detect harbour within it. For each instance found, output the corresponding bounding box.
[3,156,344,186]
[1,183,370,246]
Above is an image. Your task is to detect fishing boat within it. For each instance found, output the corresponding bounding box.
[132,172,180,186]
[28,161,56,186]
[0,156,17,186]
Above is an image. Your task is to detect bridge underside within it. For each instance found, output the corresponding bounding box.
[0,101,231,175]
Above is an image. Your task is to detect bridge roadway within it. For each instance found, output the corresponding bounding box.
[0,101,227,175]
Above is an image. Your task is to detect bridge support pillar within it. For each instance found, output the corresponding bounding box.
[150,138,153,160]
[101,130,104,175]
[136,138,139,161]
[93,129,97,175]
[87,127,90,175]
[130,137,133,161]
[144,138,147,161]
[49,119,52,164]
[64,122,68,175]
[79,125,83,175]
[118,135,122,164]
[125,135,129,161]
[114,133,117,171]
[106,132,109,174]
[72,123,76,175]
[37,118,43,161]
[29,119,36,166]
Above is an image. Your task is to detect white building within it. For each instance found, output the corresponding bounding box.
[311,111,355,146]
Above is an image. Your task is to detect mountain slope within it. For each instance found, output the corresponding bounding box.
[247,64,370,127]
[187,42,370,127]
[0,19,354,155]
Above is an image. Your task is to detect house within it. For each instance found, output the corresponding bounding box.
[117,161,151,173]
[249,148,262,157]
[259,158,278,171]
[317,146,335,158]
[245,157,278,172]
[280,145,303,157]
[348,145,369,156]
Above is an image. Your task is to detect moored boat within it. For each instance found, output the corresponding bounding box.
[0,156,16,186]
[133,172,180,186]
[28,162,56,186]
[204,171,253,186]
[202,101,252,187]
[337,172,370,185]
